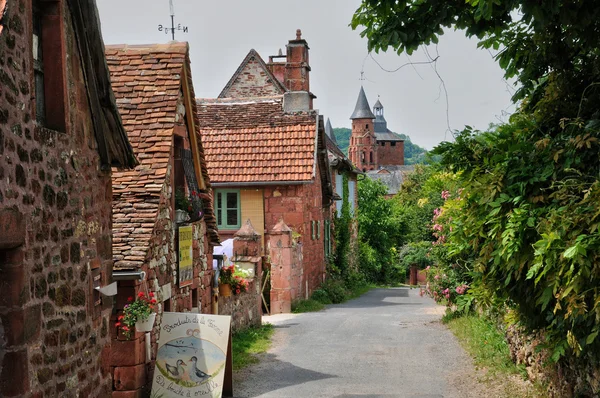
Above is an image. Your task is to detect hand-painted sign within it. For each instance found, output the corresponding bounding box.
[151,313,232,398]
[178,225,193,287]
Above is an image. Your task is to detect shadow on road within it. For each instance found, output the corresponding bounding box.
[336,288,423,309]
[238,353,337,397]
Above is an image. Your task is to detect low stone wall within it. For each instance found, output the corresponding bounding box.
[218,279,262,333]
[505,325,600,397]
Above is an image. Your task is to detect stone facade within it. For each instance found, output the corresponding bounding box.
[378,140,405,167]
[111,162,213,397]
[349,117,379,172]
[218,50,286,99]
[0,1,134,396]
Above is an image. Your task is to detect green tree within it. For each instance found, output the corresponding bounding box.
[357,178,406,282]
[351,0,600,111]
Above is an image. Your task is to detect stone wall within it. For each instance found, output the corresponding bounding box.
[378,141,405,166]
[111,162,214,396]
[222,55,282,98]
[218,279,261,333]
[0,1,116,396]
[505,325,600,397]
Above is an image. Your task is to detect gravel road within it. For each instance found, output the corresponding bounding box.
[234,287,498,398]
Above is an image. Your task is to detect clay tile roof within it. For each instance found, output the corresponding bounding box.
[108,42,219,269]
[196,97,320,184]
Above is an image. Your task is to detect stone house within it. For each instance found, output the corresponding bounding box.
[197,30,335,314]
[106,42,219,395]
[0,0,136,396]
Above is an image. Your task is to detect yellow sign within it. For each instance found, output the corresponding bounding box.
[178,225,193,287]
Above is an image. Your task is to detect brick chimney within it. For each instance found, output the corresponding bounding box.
[285,29,311,92]
[268,29,316,113]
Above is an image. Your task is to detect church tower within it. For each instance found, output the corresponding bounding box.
[349,87,377,172]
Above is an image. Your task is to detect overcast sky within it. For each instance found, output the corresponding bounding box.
[96,0,516,150]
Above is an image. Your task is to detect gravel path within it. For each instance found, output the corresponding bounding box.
[234,287,498,398]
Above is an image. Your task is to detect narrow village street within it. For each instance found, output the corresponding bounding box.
[235,288,494,398]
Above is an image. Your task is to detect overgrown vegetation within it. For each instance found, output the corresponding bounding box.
[446,314,526,377]
[353,0,600,394]
[232,323,274,370]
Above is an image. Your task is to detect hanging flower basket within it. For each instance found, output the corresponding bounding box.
[219,283,232,297]
[175,209,189,224]
[135,312,156,332]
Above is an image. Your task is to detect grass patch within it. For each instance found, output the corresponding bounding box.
[446,314,526,377]
[292,298,325,313]
[231,323,274,371]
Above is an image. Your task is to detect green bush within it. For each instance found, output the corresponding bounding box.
[310,289,332,305]
[321,278,349,304]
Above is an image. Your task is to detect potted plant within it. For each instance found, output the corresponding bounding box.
[175,187,192,224]
[231,274,249,295]
[116,291,157,338]
[218,264,235,297]
[175,187,204,223]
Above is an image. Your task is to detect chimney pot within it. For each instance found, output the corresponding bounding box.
[296,29,302,40]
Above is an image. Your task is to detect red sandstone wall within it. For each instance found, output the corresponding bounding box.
[378,141,405,166]
[0,2,116,396]
[263,168,326,301]
[111,157,213,396]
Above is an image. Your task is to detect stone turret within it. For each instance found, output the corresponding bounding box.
[348,87,377,171]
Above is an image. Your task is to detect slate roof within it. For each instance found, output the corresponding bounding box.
[366,166,415,195]
[325,118,337,145]
[197,97,321,184]
[107,42,219,269]
[350,86,375,120]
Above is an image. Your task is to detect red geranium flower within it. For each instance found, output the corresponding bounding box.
[127,296,133,302]
[138,292,145,298]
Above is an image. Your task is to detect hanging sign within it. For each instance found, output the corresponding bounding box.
[151,313,232,397]
[178,225,193,287]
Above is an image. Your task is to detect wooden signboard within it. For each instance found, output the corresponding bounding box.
[178,225,193,287]
[151,313,233,398]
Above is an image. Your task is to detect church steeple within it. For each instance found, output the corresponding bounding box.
[350,86,375,120]
[373,97,387,133]
[348,87,377,172]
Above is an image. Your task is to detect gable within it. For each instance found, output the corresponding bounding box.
[219,50,287,98]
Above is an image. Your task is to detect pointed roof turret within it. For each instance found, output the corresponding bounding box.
[325,118,337,144]
[373,96,387,133]
[350,87,375,120]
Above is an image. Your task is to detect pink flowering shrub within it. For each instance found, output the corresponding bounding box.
[422,188,475,313]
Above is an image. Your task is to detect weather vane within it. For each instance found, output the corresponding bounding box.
[157,0,189,41]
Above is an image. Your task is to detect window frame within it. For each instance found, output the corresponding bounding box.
[31,0,67,132]
[215,189,241,230]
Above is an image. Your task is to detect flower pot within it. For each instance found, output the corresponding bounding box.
[219,283,232,297]
[175,209,189,224]
[135,313,156,332]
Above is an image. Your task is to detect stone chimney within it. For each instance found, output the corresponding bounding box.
[268,29,316,113]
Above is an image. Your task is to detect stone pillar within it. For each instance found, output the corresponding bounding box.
[267,219,294,314]
[218,220,263,332]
